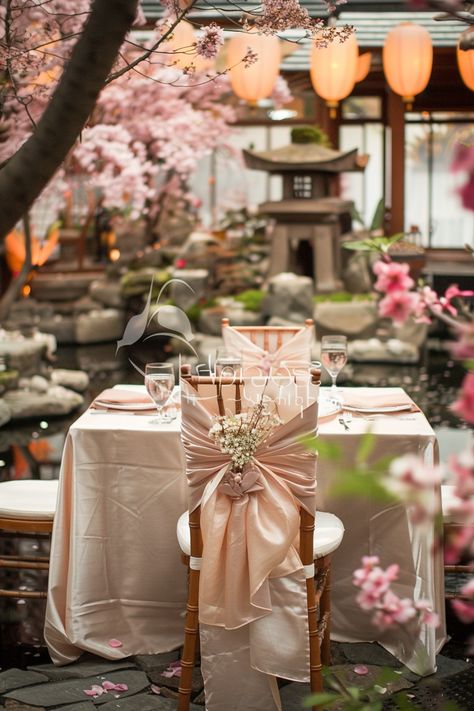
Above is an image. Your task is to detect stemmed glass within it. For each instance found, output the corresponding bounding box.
[145,363,175,424]
[321,335,347,398]
[215,348,242,378]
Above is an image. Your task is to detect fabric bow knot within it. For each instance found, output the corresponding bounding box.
[218,461,264,499]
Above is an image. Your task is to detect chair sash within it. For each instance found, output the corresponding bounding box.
[180,379,317,630]
[222,325,313,375]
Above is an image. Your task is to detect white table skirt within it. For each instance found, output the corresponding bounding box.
[45,387,446,675]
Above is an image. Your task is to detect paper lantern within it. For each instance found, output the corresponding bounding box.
[457,42,474,91]
[166,21,212,72]
[355,52,372,83]
[310,33,358,117]
[228,32,280,103]
[5,226,59,275]
[383,22,433,109]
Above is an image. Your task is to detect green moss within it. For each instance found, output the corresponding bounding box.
[186,298,218,325]
[234,289,266,312]
[291,126,330,147]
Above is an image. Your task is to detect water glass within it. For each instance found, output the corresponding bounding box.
[215,348,242,378]
[321,336,347,395]
[145,362,175,424]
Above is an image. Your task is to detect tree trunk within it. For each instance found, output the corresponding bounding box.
[0,0,138,239]
[0,214,32,323]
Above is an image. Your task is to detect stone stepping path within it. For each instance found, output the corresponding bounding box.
[0,644,471,710]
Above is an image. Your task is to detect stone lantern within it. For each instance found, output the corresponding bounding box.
[243,138,367,292]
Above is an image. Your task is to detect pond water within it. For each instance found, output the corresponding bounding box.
[0,342,470,668]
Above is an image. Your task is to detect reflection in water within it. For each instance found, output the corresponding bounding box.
[0,344,468,668]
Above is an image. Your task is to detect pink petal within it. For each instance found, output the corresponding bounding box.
[113,683,129,692]
[102,681,116,691]
[150,684,161,695]
[108,638,123,648]
[169,660,182,668]
[354,664,369,675]
[84,684,105,697]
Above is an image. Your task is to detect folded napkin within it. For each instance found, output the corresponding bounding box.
[342,389,418,412]
[91,388,154,409]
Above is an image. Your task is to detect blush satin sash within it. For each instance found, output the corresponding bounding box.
[180,380,318,707]
[222,325,313,374]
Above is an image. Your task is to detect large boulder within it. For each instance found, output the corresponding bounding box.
[38,313,76,344]
[314,300,378,339]
[51,368,90,392]
[4,385,83,420]
[30,273,96,302]
[75,309,125,344]
[170,269,209,310]
[0,335,47,374]
[0,399,11,427]
[89,279,124,308]
[349,337,420,363]
[263,273,314,321]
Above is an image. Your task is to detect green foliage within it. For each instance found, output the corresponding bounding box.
[234,289,266,312]
[291,125,331,147]
[344,233,405,255]
[313,292,375,304]
[351,198,385,233]
[185,298,217,326]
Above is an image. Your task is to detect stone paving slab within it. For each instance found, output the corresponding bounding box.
[100,693,202,710]
[0,669,48,694]
[26,659,136,682]
[5,671,149,708]
[148,667,203,694]
[134,652,180,674]
[55,704,95,711]
[4,701,47,711]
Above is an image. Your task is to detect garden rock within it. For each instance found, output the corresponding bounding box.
[0,337,46,375]
[38,314,76,344]
[0,399,12,426]
[51,369,90,392]
[170,269,209,310]
[263,273,313,321]
[349,338,420,363]
[314,300,378,339]
[4,385,83,420]
[198,307,226,336]
[89,279,124,309]
[30,273,95,302]
[75,310,124,345]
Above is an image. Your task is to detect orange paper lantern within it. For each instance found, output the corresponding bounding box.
[383,22,433,109]
[228,32,280,103]
[5,226,59,275]
[355,52,372,83]
[310,33,358,117]
[457,42,474,91]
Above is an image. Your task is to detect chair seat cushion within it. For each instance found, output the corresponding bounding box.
[441,484,464,525]
[0,480,58,520]
[177,510,344,560]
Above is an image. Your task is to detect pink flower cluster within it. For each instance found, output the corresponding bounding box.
[444,445,474,565]
[195,23,224,60]
[387,454,443,524]
[451,579,474,625]
[353,556,439,630]
[451,372,474,425]
[373,259,474,326]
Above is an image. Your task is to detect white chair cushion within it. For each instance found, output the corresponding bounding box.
[0,480,59,520]
[441,484,464,525]
[177,509,344,560]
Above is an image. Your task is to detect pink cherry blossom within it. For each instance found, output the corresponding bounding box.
[108,638,123,648]
[378,290,420,325]
[373,260,414,294]
[451,372,474,425]
[451,580,474,624]
[387,454,443,524]
[195,23,224,59]
[451,144,474,213]
[84,684,105,697]
[353,664,369,675]
[451,323,474,361]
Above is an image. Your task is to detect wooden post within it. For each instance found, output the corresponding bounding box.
[387,89,405,235]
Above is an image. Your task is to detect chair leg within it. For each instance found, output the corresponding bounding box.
[318,560,332,666]
[178,507,202,711]
[300,508,323,709]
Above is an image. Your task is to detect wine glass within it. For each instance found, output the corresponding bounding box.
[215,348,242,378]
[145,362,175,424]
[321,336,347,397]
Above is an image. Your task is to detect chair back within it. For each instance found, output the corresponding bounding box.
[222,317,314,353]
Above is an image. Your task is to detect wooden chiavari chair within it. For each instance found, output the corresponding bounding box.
[0,480,58,599]
[221,317,314,354]
[177,366,344,711]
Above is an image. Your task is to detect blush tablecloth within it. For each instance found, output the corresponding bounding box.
[45,387,446,675]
